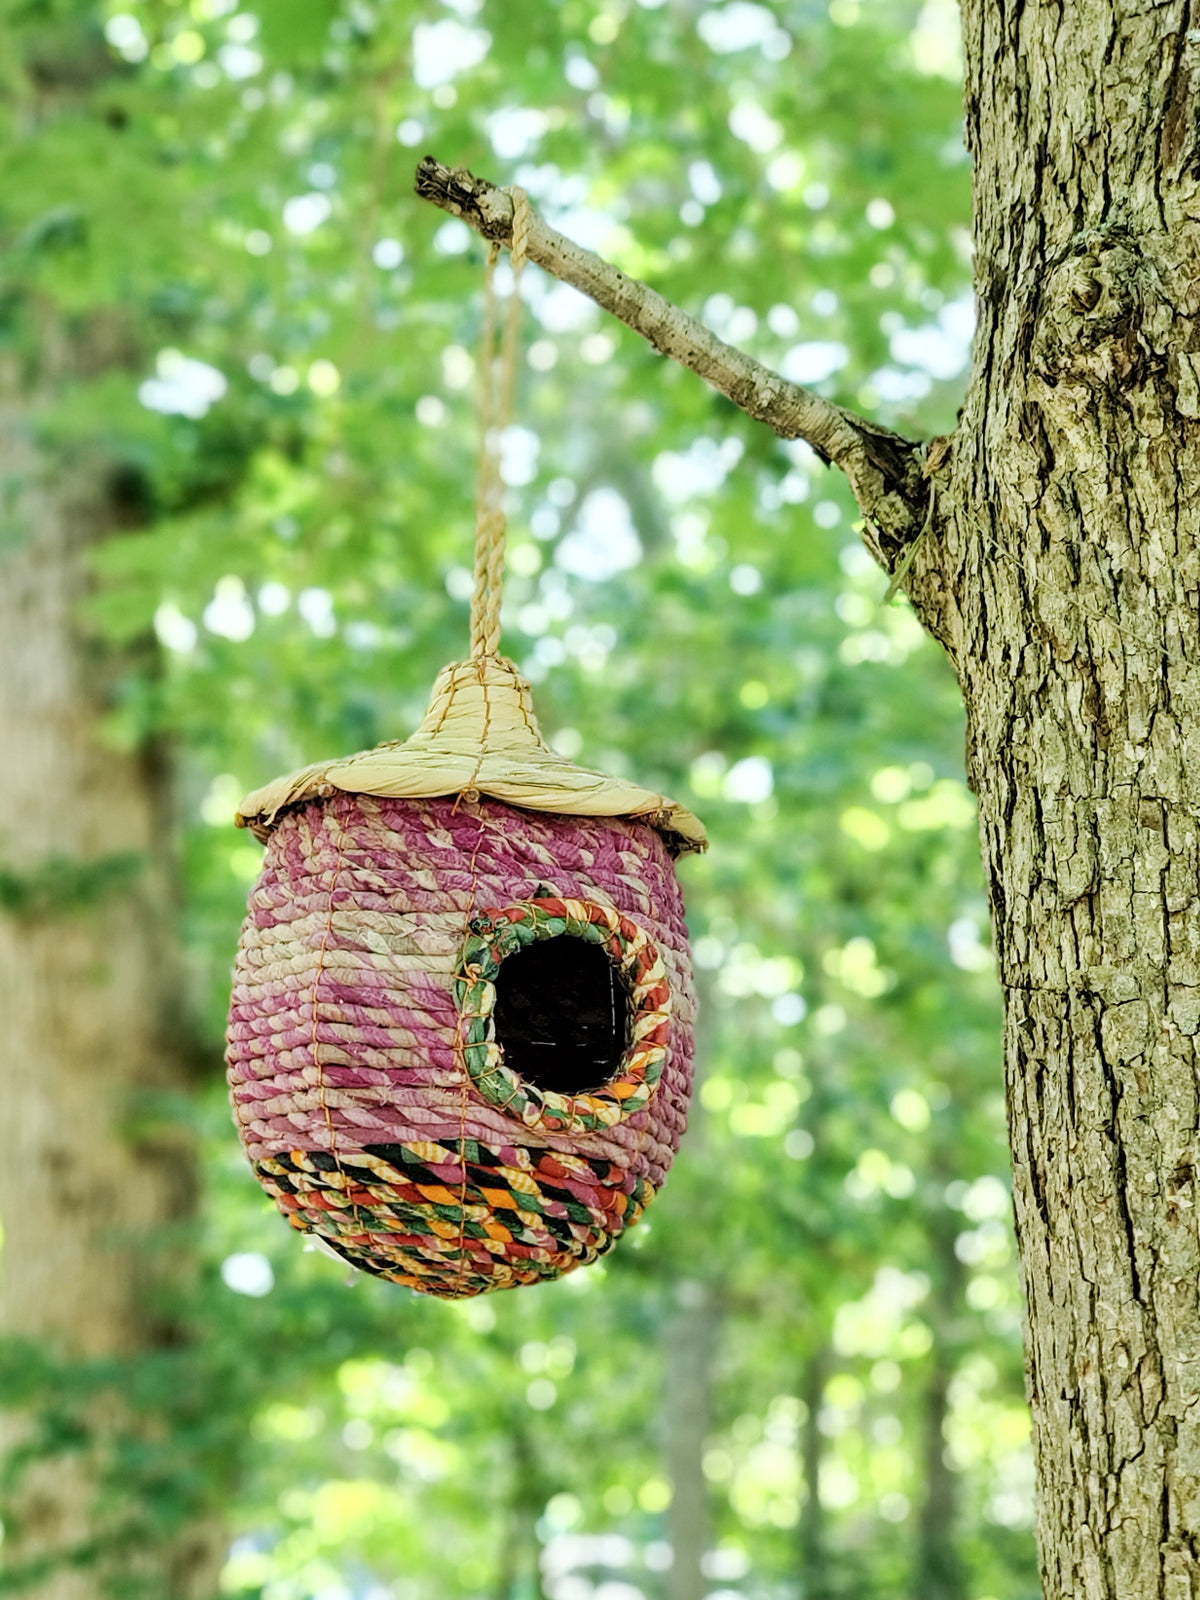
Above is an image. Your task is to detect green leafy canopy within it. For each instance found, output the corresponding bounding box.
[0,2,1036,1597]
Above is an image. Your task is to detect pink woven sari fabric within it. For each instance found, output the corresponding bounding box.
[226,793,696,1296]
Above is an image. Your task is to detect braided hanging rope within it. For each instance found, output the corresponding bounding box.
[470,186,531,660]
[470,244,501,659]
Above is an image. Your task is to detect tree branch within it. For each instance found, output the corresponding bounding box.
[414,155,929,562]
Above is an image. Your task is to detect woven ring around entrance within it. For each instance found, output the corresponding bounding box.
[455,895,672,1135]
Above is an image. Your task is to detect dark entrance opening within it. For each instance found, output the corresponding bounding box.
[492,935,629,1095]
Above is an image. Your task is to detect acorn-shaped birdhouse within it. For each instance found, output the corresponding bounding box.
[226,654,705,1298]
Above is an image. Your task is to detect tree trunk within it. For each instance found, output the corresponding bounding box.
[494,1423,547,1600]
[914,1217,966,1600]
[0,343,219,1596]
[666,1279,717,1600]
[935,4,1200,1593]
[799,1342,831,1600]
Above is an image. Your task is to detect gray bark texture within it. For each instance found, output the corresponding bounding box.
[916,4,1200,1594]
[0,335,220,1597]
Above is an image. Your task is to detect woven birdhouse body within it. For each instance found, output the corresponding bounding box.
[227,720,699,1296]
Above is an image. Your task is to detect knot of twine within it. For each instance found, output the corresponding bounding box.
[471,186,531,660]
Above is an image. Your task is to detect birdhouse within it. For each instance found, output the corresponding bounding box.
[226,655,706,1298]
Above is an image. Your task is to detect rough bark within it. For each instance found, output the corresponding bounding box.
[0,338,219,1596]
[937,4,1200,1594]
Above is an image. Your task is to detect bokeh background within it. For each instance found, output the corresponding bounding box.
[1,1,1036,1596]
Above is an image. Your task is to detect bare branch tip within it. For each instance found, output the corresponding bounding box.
[413,154,514,243]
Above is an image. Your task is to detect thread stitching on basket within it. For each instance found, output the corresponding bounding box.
[309,806,359,1231]
[227,796,694,1297]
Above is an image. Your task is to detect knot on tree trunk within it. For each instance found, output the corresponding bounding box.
[1032,233,1165,392]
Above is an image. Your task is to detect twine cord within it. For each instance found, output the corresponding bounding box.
[470,186,530,660]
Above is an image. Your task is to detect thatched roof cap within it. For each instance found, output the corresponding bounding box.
[236,655,707,857]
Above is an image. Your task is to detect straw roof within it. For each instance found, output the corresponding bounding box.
[236,655,707,856]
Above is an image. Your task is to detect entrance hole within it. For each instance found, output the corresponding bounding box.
[492,935,629,1095]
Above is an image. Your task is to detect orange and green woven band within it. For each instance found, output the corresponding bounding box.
[256,1140,655,1298]
[455,895,672,1134]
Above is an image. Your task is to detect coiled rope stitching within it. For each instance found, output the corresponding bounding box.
[227,794,697,1297]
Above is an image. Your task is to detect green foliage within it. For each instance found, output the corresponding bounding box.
[0,1,1038,1597]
